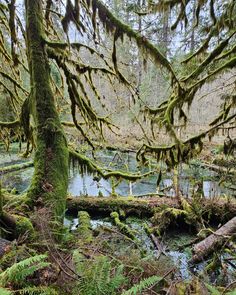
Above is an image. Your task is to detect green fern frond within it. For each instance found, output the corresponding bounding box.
[0,254,49,286]
[122,275,163,295]
[0,287,13,295]
[18,286,58,295]
[72,249,86,276]
[205,283,221,295]
[72,252,126,295]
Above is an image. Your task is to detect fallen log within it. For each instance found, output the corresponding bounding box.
[191,161,236,175]
[77,211,93,242]
[66,196,236,222]
[66,196,179,217]
[110,211,137,240]
[191,216,236,263]
[0,161,33,174]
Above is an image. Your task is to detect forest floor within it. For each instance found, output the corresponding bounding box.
[0,142,236,294]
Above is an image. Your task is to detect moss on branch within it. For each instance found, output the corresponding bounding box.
[110,212,137,240]
[83,0,178,81]
[69,147,157,181]
[0,161,33,174]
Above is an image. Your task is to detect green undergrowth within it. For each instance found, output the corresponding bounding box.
[1,210,236,294]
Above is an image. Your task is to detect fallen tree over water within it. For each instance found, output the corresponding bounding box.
[66,196,177,217]
[66,196,236,221]
[0,161,33,174]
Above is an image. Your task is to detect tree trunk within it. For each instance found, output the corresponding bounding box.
[25,0,69,220]
[191,217,236,263]
[162,8,169,56]
[190,0,196,52]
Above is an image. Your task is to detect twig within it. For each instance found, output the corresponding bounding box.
[222,280,236,294]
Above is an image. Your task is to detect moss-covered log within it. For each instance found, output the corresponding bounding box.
[0,211,35,241]
[77,211,93,242]
[66,196,236,221]
[0,161,33,174]
[25,0,69,219]
[110,212,136,240]
[66,196,174,217]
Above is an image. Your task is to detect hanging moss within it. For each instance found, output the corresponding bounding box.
[81,0,178,82]
[182,30,236,82]
[69,147,157,181]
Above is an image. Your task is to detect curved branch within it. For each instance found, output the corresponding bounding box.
[69,147,157,181]
[0,71,29,94]
[0,120,20,128]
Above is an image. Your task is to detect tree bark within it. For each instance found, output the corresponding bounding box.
[25,0,69,220]
[191,216,236,263]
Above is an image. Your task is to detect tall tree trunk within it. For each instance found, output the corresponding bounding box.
[162,8,169,56]
[137,0,142,93]
[190,0,196,52]
[25,0,69,221]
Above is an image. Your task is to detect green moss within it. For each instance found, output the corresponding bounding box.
[0,161,33,174]
[110,211,137,240]
[152,208,188,233]
[14,215,35,241]
[77,211,93,242]
[90,0,177,80]
[67,196,153,217]
[25,0,69,222]
[3,193,30,213]
[69,148,156,181]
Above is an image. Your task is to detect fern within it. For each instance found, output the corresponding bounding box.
[18,286,58,295]
[72,251,126,295]
[0,287,13,295]
[0,286,58,295]
[121,275,163,295]
[0,254,50,287]
[205,284,221,295]
[205,283,236,295]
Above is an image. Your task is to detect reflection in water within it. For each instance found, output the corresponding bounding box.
[203,180,221,198]
[0,148,233,198]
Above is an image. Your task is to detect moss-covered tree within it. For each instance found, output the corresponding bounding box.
[24,0,69,220]
[0,0,235,224]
